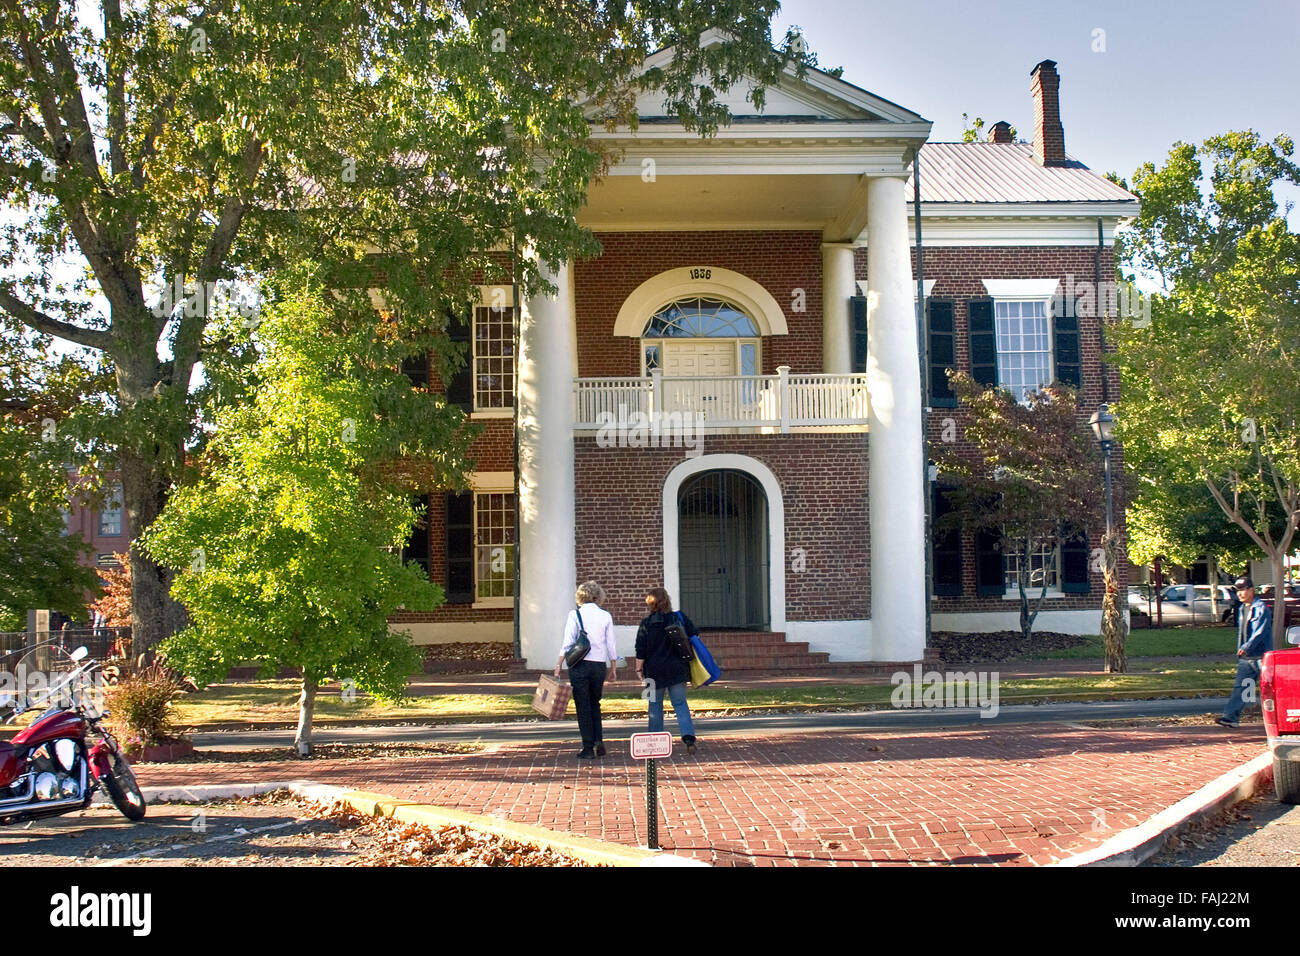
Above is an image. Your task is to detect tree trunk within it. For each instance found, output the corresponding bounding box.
[295,672,319,757]
[1273,551,1289,650]
[116,331,187,661]
[1207,554,1219,621]
[1101,531,1128,673]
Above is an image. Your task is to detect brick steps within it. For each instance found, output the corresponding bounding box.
[690,630,943,678]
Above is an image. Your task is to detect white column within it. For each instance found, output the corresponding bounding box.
[865,174,926,662]
[822,242,856,374]
[517,258,577,668]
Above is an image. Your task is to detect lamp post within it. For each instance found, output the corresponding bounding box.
[1089,403,1117,535]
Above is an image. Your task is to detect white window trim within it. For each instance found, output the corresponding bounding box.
[470,472,515,609]
[98,482,124,537]
[980,284,1057,403]
[470,285,517,419]
[640,337,762,378]
[1002,540,1065,600]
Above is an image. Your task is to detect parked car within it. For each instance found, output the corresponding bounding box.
[1130,584,1237,626]
[1260,583,1300,627]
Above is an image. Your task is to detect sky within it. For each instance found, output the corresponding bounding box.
[771,0,1300,193]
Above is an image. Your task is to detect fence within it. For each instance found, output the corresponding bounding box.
[0,627,131,668]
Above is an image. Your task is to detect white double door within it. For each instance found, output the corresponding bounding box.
[661,342,738,422]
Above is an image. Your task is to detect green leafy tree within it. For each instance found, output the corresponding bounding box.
[961,113,1015,144]
[0,324,104,629]
[1110,131,1300,648]
[1,1,801,656]
[142,286,473,753]
[937,373,1102,649]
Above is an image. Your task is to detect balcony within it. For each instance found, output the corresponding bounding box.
[573,367,870,433]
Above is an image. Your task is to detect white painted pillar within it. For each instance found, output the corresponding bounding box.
[517,258,577,668]
[865,174,926,662]
[822,242,856,374]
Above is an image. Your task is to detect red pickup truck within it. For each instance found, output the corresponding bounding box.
[1260,624,1300,802]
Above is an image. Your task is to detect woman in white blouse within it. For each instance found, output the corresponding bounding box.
[554,581,619,759]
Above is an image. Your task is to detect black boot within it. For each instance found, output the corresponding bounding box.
[683,734,697,755]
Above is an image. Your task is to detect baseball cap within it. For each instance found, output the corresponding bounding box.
[1234,576,1254,590]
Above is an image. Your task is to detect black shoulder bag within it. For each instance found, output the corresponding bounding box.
[664,611,693,661]
[564,605,591,668]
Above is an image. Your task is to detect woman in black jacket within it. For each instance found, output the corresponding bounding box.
[634,586,698,753]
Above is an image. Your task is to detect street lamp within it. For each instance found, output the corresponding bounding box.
[1089,403,1117,535]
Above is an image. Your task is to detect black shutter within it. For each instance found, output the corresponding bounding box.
[446,308,473,411]
[975,528,1005,596]
[851,294,868,374]
[445,491,474,604]
[401,495,431,574]
[928,298,957,407]
[401,354,429,389]
[1061,526,1091,593]
[1053,296,1082,389]
[967,297,998,388]
[932,484,963,596]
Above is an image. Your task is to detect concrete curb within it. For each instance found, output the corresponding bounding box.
[92,780,312,805]
[1052,750,1274,867]
[287,782,709,868]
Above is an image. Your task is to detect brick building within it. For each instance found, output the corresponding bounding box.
[393,36,1139,670]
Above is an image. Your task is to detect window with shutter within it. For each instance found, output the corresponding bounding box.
[932,484,963,596]
[401,495,431,574]
[975,528,1004,597]
[928,298,957,406]
[445,492,474,604]
[445,308,473,412]
[851,294,868,373]
[1060,526,1091,593]
[967,298,997,388]
[1053,296,1082,389]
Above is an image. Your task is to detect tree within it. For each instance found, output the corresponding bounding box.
[0,323,104,629]
[1110,131,1300,648]
[961,113,1016,144]
[1,1,800,657]
[936,373,1101,647]
[142,286,474,754]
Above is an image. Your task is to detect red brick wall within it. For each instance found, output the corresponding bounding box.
[576,231,825,376]
[855,244,1127,612]
[573,434,871,625]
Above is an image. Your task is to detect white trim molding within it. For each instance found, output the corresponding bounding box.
[980,278,1062,298]
[615,267,789,338]
[661,454,786,633]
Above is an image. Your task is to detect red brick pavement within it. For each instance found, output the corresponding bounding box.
[135,725,1265,867]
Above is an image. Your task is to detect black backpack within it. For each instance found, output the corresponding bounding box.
[664,612,693,661]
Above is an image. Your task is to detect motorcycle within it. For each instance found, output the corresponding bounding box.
[0,643,146,825]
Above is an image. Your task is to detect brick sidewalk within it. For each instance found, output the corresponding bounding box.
[134,724,1264,866]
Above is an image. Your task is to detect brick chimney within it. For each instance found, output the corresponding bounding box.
[1030,59,1066,166]
[987,121,1013,144]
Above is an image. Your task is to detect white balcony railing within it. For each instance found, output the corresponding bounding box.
[573,367,870,433]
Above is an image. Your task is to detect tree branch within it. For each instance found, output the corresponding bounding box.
[0,287,110,351]
[1206,477,1275,558]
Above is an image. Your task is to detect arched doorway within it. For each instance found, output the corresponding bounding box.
[678,469,770,629]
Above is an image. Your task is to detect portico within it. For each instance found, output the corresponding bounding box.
[513,45,932,668]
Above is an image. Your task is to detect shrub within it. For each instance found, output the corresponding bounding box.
[105,663,186,746]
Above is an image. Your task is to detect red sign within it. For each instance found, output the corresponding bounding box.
[630,732,673,759]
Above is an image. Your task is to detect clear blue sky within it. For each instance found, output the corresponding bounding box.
[773,0,1300,189]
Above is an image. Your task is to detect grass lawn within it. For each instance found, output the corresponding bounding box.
[169,656,1239,730]
[1026,624,1237,660]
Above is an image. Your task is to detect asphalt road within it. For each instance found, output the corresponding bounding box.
[194,696,1235,750]
[1146,789,1300,867]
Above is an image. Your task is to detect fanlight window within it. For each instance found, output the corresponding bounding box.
[643,298,759,338]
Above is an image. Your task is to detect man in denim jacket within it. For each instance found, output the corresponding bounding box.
[1218,576,1273,728]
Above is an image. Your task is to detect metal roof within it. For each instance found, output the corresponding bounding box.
[910,142,1139,205]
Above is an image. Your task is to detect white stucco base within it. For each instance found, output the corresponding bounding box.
[785,619,875,661]
[390,621,514,646]
[931,609,1103,636]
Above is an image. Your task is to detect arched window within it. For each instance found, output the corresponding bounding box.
[642,298,760,339]
[640,298,761,377]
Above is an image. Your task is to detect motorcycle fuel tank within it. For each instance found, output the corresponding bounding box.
[11,710,86,750]
[0,742,19,788]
